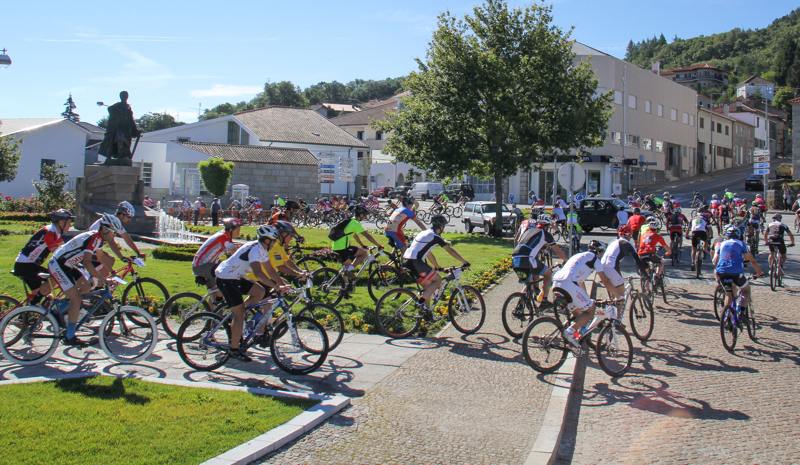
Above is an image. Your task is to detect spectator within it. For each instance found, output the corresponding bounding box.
[142,195,155,209]
[193,197,201,226]
[211,198,221,226]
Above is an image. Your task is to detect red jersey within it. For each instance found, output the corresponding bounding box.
[755,199,767,211]
[193,230,236,267]
[16,224,63,265]
[667,214,688,234]
[638,231,667,255]
[627,214,647,234]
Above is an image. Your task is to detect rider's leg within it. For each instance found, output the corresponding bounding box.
[541,268,553,300]
[422,273,442,309]
[351,247,368,268]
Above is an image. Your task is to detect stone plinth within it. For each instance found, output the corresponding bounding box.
[74,164,156,234]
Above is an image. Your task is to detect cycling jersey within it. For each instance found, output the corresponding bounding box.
[51,231,104,269]
[268,211,290,226]
[714,239,749,274]
[627,214,647,234]
[601,238,646,275]
[15,224,63,265]
[668,213,688,234]
[331,219,365,251]
[690,216,708,233]
[244,245,288,282]
[403,229,447,262]
[553,251,606,283]
[718,204,730,218]
[638,231,667,255]
[253,200,263,211]
[755,199,767,211]
[88,218,126,235]
[710,200,720,210]
[192,230,236,267]
[215,240,269,280]
[512,227,555,262]
[747,207,762,224]
[766,221,790,243]
[385,207,415,233]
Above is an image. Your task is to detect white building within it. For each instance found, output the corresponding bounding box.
[736,76,776,103]
[0,118,93,198]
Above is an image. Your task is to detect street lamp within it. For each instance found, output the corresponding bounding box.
[0,48,11,69]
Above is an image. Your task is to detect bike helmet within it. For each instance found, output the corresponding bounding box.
[536,214,553,225]
[430,214,448,229]
[257,225,279,240]
[733,193,738,197]
[676,207,682,213]
[633,207,641,214]
[284,200,300,210]
[756,194,762,199]
[663,191,670,197]
[99,213,123,234]
[773,213,783,221]
[751,200,759,206]
[322,197,328,201]
[693,191,699,195]
[588,240,606,255]
[274,220,296,238]
[726,225,742,239]
[712,194,718,199]
[222,217,242,230]
[618,225,632,238]
[648,221,659,231]
[117,201,135,217]
[49,209,74,222]
[402,197,414,207]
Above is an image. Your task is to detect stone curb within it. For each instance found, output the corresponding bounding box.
[0,371,350,465]
[523,355,577,465]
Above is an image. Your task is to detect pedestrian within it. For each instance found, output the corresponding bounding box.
[211,198,221,226]
[193,197,201,226]
[782,183,792,211]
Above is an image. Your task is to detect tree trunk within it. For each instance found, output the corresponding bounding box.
[493,168,504,238]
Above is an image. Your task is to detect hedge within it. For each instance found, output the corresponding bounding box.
[0,213,50,222]
[152,244,201,262]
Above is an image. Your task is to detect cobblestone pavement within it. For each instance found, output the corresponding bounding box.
[257,274,560,464]
[557,239,800,464]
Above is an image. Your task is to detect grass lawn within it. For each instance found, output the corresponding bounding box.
[0,376,314,465]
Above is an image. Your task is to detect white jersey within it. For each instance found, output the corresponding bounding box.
[403,229,448,261]
[690,216,707,233]
[553,251,605,283]
[88,219,127,235]
[215,240,269,280]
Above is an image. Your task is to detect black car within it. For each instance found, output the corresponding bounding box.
[744,174,764,191]
[390,186,411,198]
[576,197,652,232]
[443,183,474,201]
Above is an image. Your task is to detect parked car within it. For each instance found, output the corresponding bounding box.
[410,182,444,201]
[575,197,652,233]
[775,163,793,180]
[390,186,411,198]
[443,183,475,201]
[371,186,393,198]
[462,201,514,234]
[745,174,764,191]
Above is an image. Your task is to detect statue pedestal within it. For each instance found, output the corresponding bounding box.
[75,164,156,234]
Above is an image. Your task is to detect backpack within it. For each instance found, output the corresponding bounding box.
[328,219,354,241]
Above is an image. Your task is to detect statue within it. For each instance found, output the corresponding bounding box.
[98,91,141,166]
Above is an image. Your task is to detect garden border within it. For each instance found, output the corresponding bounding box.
[0,372,350,465]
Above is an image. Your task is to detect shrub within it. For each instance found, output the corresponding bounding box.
[0,212,50,222]
[152,244,201,262]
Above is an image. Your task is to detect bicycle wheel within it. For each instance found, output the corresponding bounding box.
[659,278,668,304]
[367,265,417,302]
[122,277,170,326]
[770,261,778,291]
[628,294,654,341]
[448,285,485,334]
[0,295,22,345]
[713,285,726,321]
[451,207,462,218]
[296,256,326,274]
[671,242,677,266]
[0,306,59,365]
[501,292,535,339]
[595,322,634,377]
[720,307,738,351]
[270,316,328,375]
[161,292,212,340]
[99,305,158,363]
[552,296,572,327]
[746,303,757,341]
[295,303,343,351]
[309,267,346,306]
[521,316,568,373]
[176,312,230,371]
[641,278,654,312]
[375,288,421,338]
[695,252,702,278]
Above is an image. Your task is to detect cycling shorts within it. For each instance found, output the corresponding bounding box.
[385,230,407,249]
[334,246,360,263]
[691,230,708,248]
[768,239,786,255]
[192,263,218,289]
[47,258,85,292]
[669,231,683,241]
[603,267,624,288]
[717,273,748,290]
[403,259,437,286]
[552,280,592,313]
[639,253,662,265]
[12,262,49,291]
[512,256,546,282]
[217,277,257,308]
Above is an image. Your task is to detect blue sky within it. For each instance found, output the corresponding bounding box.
[1,0,795,126]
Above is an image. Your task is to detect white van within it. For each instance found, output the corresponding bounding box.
[410,182,444,201]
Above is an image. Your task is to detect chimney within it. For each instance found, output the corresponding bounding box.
[724,104,729,117]
[652,61,661,76]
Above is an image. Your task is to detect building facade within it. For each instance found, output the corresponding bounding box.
[660,63,730,90]
[736,76,776,102]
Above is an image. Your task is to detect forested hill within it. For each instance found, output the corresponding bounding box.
[625,8,800,87]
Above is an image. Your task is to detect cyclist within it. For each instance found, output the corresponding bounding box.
[511,214,567,307]
[47,214,122,347]
[724,189,734,201]
[732,192,742,206]
[268,200,301,225]
[744,201,764,241]
[643,195,658,213]
[142,195,155,208]
[638,221,668,278]
[385,197,426,254]
[753,194,767,212]
[718,198,731,229]
[245,221,310,286]
[88,201,145,279]
[667,207,688,257]
[764,213,795,275]
[692,191,704,207]
[713,225,763,308]
[601,226,648,296]
[552,195,568,229]
[14,209,73,306]
[689,211,710,272]
[192,217,243,295]
[709,194,720,211]
[402,214,469,312]
[554,240,622,348]
[331,205,383,276]
[626,207,647,247]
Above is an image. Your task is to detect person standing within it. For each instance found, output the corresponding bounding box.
[211,198,221,226]
[193,197,201,226]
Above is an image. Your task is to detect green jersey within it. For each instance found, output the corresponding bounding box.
[331,219,365,250]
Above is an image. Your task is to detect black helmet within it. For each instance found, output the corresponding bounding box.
[401,197,414,207]
[633,207,641,214]
[274,220,296,237]
[588,240,606,255]
[351,205,369,217]
[49,209,74,222]
[284,200,300,210]
[430,214,448,229]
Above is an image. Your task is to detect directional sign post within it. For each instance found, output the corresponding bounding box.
[754,169,769,175]
[753,163,770,169]
[753,156,770,163]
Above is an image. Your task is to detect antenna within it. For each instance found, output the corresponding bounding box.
[189,103,203,120]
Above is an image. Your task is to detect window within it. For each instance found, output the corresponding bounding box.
[40,159,56,179]
[614,91,623,105]
[356,131,364,140]
[227,121,240,145]
[700,117,705,128]
[628,95,637,109]
[690,115,694,126]
[625,134,639,148]
[357,151,365,159]
[757,117,760,127]
[240,129,249,145]
[655,141,663,152]
[177,136,190,142]
[725,125,729,136]
[645,100,651,113]
[473,178,495,195]
[642,138,652,150]
[717,123,722,133]
[682,112,689,124]
[610,131,621,145]
[375,131,383,140]
[670,109,677,121]
[658,104,663,117]
[132,161,153,187]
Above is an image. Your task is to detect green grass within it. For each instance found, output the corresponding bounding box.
[0,376,315,465]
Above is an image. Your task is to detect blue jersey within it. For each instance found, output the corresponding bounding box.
[715,239,749,274]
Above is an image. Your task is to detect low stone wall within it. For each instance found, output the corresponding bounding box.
[229,162,319,202]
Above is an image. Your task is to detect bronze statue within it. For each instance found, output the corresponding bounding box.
[98,91,141,166]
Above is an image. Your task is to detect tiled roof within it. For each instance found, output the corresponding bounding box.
[77,121,106,133]
[329,100,397,126]
[715,104,783,119]
[233,106,368,148]
[788,97,800,104]
[661,63,727,76]
[739,75,775,86]
[0,118,65,136]
[174,141,319,166]
[321,103,360,113]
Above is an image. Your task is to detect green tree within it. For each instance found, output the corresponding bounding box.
[197,157,235,197]
[0,120,23,183]
[772,86,795,120]
[33,162,71,211]
[198,101,254,122]
[96,116,108,129]
[136,112,186,133]
[252,81,308,108]
[61,93,80,122]
[374,0,611,236]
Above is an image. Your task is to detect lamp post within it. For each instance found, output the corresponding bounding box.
[0,48,11,69]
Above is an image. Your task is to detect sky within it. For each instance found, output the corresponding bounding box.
[1,0,796,126]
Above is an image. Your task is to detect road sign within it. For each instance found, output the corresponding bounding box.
[640,161,658,166]
[753,163,770,169]
[320,180,334,184]
[575,193,585,201]
[610,167,622,172]
[610,157,623,163]
[320,169,335,173]
[753,156,770,163]
[638,154,645,162]
[339,177,355,182]
[754,149,769,156]
[320,164,335,169]
[754,169,769,175]
[557,162,586,191]
[370,176,376,183]
[321,175,335,179]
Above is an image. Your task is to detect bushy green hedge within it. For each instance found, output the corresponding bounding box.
[152,244,201,262]
[0,213,50,222]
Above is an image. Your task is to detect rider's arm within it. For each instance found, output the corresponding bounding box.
[83,251,107,281]
[550,243,568,262]
[427,252,441,270]
[788,229,795,246]
[278,263,305,278]
[119,231,143,257]
[106,235,125,262]
[413,217,426,229]
[251,261,284,289]
[360,231,383,249]
[743,253,762,276]
[442,244,468,265]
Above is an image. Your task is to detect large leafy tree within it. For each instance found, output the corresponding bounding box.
[197,157,235,197]
[198,101,254,122]
[374,0,611,235]
[0,120,23,183]
[252,81,308,108]
[61,93,80,122]
[136,112,186,133]
[34,162,71,211]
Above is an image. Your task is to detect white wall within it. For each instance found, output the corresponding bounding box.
[0,121,88,198]
[141,118,233,144]
[134,141,170,191]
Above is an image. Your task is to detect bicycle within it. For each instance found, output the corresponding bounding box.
[375,265,485,338]
[694,236,706,278]
[719,275,759,351]
[0,277,158,365]
[501,263,562,339]
[768,243,793,291]
[175,282,329,374]
[310,247,387,305]
[285,240,327,274]
[366,245,420,302]
[670,233,682,266]
[521,297,633,377]
[112,257,170,326]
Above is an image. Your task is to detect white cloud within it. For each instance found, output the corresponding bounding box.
[190,84,262,98]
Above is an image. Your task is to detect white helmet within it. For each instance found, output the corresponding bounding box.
[648,221,659,231]
[712,194,718,199]
[100,213,123,234]
[117,201,135,217]
[257,225,279,240]
[536,214,553,225]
